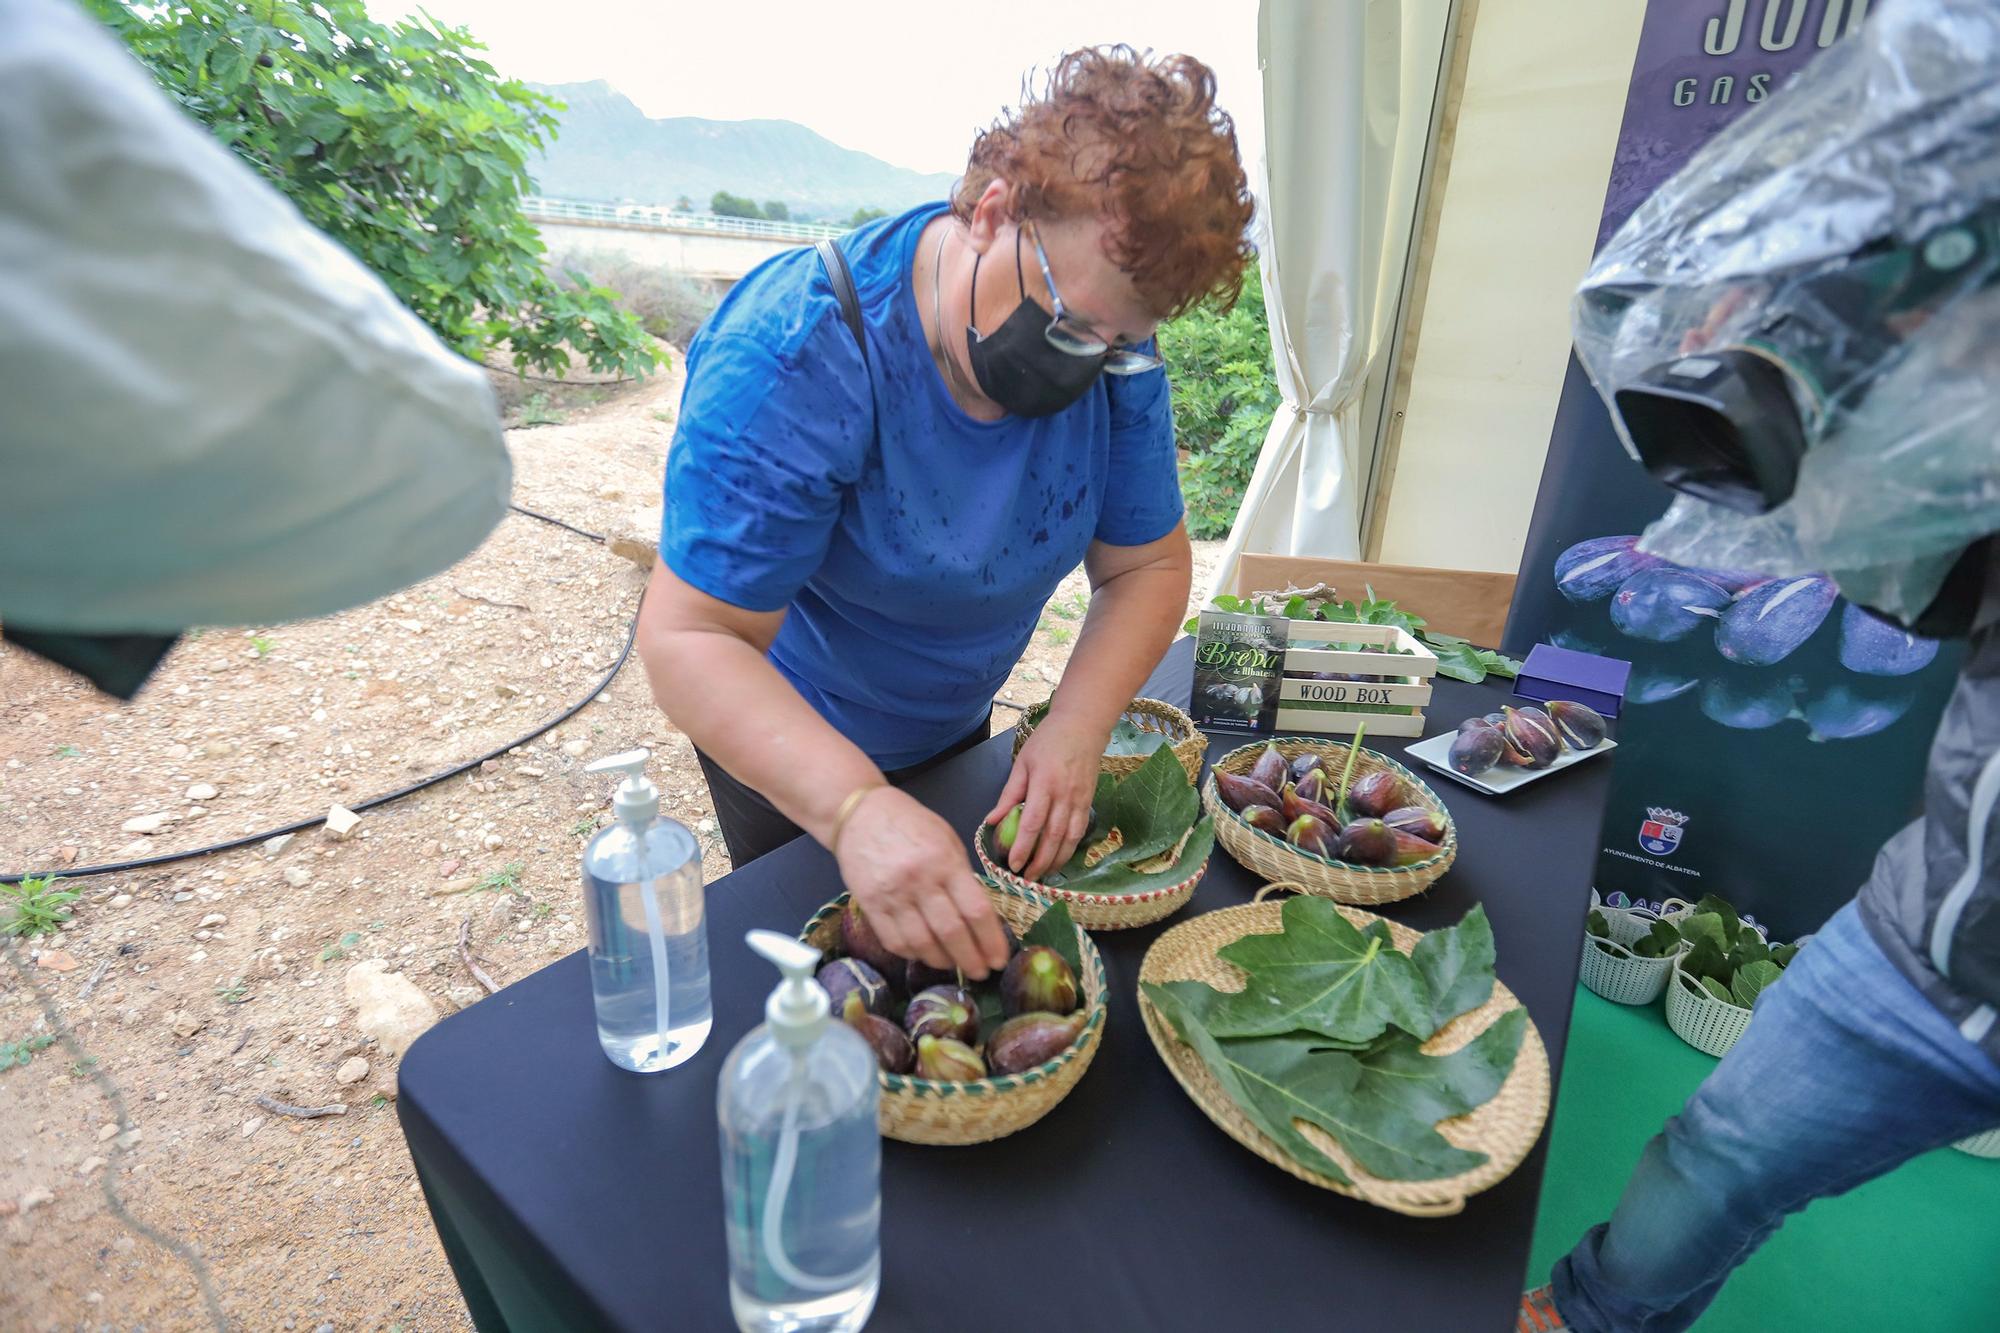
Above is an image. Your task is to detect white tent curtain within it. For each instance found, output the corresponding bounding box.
[1209,0,1453,598]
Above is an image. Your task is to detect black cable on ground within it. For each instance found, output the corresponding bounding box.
[2,505,643,885]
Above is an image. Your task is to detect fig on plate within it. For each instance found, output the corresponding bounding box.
[1242,804,1288,837]
[991,804,1024,855]
[1287,814,1339,858]
[1293,767,1329,806]
[818,958,890,1018]
[1215,770,1282,815]
[1348,769,1418,819]
[1546,700,1608,750]
[985,1011,1087,1076]
[1381,805,1446,844]
[903,985,980,1044]
[1000,946,1079,1017]
[842,993,914,1074]
[839,899,904,979]
[1449,722,1506,777]
[1501,706,1561,768]
[1248,743,1289,792]
[913,1034,986,1082]
[1609,569,1732,642]
[1716,576,1838,666]
[1280,783,1341,829]
[1836,603,1940,677]
[1338,819,1437,867]
[1556,536,1665,603]
[1288,753,1328,786]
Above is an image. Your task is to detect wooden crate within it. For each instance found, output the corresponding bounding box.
[1274,620,1437,737]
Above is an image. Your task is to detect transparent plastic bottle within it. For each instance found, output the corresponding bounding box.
[581,750,711,1072]
[719,931,881,1333]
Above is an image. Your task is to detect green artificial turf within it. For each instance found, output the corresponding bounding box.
[1525,985,2000,1331]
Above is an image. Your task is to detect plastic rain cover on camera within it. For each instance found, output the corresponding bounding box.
[1570,0,2000,623]
[0,0,510,636]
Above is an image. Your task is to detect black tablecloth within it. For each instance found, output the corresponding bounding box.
[399,641,1614,1332]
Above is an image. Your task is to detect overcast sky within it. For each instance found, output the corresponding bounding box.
[370,0,1264,180]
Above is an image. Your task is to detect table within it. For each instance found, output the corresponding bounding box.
[399,640,1614,1331]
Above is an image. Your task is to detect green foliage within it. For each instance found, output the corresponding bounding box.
[479,862,525,896]
[845,206,889,228]
[1671,893,1800,1010]
[1035,747,1213,897]
[519,391,564,427]
[1,1034,57,1071]
[1158,266,1279,539]
[549,250,717,350]
[248,634,276,657]
[54,744,82,759]
[2,875,79,938]
[1187,590,1523,684]
[89,0,659,379]
[709,190,764,219]
[761,200,789,222]
[215,977,249,1004]
[319,929,363,962]
[1017,899,1082,981]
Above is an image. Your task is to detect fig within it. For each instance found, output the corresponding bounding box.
[818,958,890,1018]
[842,993,914,1074]
[1293,767,1329,806]
[1556,535,1665,603]
[1280,783,1341,829]
[1836,603,1940,677]
[904,957,959,994]
[1609,569,1732,642]
[985,1011,1087,1076]
[1242,805,1287,837]
[1348,769,1419,819]
[1287,753,1328,786]
[839,899,904,978]
[1000,946,1079,1017]
[1716,576,1837,666]
[903,985,980,1044]
[1802,682,1916,741]
[1546,700,1608,750]
[1215,770,1282,814]
[1381,805,1446,844]
[1337,819,1437,867]
[1287,814,1339,858]
[1248,743,1289,792]
[1698,673,1795,731]
[1448,723,1505,777]
[1501,706,1561,769]
[992,804,1024,855]
[914,1034,987,1081]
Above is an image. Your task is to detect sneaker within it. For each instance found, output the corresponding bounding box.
[1518,1285,1568,1331]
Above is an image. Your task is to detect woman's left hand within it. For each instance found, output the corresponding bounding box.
[983,713,1104,882]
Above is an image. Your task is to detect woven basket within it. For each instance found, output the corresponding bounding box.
[1952,1127,2000,1159]
[799,879,1106,1145]
[1014,696,1206,786]
[1137,886,1550,1217]
[1578,890,1688,1006]
[974,820,1204,931]
[1202,739,1456,907]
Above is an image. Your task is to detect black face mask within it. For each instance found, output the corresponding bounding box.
[964,232,1106,418]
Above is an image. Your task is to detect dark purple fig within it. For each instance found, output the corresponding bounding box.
[1215,770,1282,814]
[992,804,1024,855]
[1000,946,1078,1017]
[1381,805,1446,844]
[1556,536,1665,603]
[1698,673,1795,730]
[842,993,914,1074]
[1546,700,1608,750]
[1293,767,1329,806]
[1501,706,1561,769]
[1288,753,1328,786]
[1448,723,1506,777]
[903,985,979,1044]
[1280,783,1341,829]
[818,958,890,1018]
[1802,682,1916,741]
[1482,711,1507,727]
[1348,769,1419,819]
[914,1034,986,1081]
[1836,603,1940,677]
[839,899,904,979]
[1287,814,1339,858]
[1716,576,1837,666]
[1681,564,1773,595]
[985,1011,1087,1076]
[1610,569,1732,642]
[1338,819,1436,867]
[1248,743,1289,792]
[904,957,959,995]
[1242,805,1287,837]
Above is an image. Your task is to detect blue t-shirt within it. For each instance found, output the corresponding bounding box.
[662,203,1183,770]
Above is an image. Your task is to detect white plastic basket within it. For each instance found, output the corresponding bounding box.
[1953,1127,2000,1159]
[1578,891,1686,1006]
[1662,899,1776,1058]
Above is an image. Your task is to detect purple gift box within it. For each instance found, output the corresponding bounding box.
[1514,644,1632,718]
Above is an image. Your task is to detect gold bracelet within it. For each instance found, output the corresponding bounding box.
[829,782,886,860]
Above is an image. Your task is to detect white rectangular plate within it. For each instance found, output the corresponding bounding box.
[1404,727,1617,796]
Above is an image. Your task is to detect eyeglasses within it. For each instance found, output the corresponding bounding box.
[1022,221,1164,375]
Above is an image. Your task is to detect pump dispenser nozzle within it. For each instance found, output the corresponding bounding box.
[585,748,660,827]
[747,929,829,1048]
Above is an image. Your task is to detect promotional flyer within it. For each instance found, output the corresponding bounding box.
[1503,0,1964,940]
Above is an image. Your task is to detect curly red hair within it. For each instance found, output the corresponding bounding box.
[953,46,1256,320]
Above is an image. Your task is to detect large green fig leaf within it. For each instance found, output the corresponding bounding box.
[1678,912,1728,953]
[1682,934,1729,986]
[1410,904,1497,1036]
[1104,718,1171,757]
[1730,959,1783,1009]
[1054,819,1216,899]
[1196,896,1432,1045]
[1046,746,1204,890]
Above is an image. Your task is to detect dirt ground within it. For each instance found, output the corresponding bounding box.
[0,358,1223,1332]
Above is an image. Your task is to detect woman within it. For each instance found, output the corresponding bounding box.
[638,46,1254,980]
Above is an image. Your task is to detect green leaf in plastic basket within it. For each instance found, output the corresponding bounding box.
[1586,910,1610,940]
[1698,975,1734,1004]
[1730,959,1783,1009]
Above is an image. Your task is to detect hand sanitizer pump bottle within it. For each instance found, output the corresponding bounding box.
[581,749,711,1072]
[718,930,881,1332]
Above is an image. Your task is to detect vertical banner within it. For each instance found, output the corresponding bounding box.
[1504,0,1963,940]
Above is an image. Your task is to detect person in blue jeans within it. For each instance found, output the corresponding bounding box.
[1524,4,2000,1327]
[635,47,1255,981]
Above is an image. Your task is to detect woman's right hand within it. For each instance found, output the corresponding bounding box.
[833,786,1013,981]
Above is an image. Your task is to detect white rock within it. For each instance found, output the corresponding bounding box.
[515,766,545,779]
[185,783,219,801]
[110,894,132,909]
[116,1128,142,1149]
[18,1186,53,1213]
[172,891,193,903]
[283,867,313,888]
[323,805,362,840]
[98,1123,119,1142]
[116,840,154,859]
[78,1156,106,1175]
[198,912,227,929]
[343,960,439,1058]
[335,1057,369,1085]
[120,813,169,836]
[482,834,505,850]
[164,744,191,761]
[263,833,295,857]
[169,1010,203,1038]
[241,1116,265,1138]
[562,739,590,758]
[697,818,718,835]
[495,683,522,698]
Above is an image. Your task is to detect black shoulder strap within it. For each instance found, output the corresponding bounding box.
[814,238,868,368]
